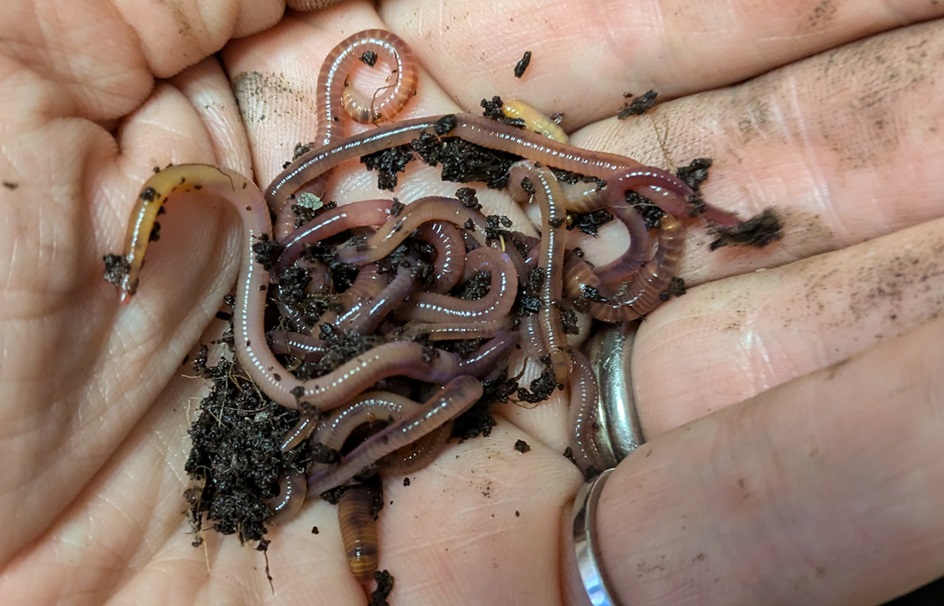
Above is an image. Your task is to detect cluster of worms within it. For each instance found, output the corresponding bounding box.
[105,29,778,594]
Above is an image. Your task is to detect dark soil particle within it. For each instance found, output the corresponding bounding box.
[514,439,531,453]
[368,570,395,606]
[455,187,482,212]
[451,371,518,440]
[360,50,378,66]
[251,234,282,270]
[559,305,579,334]
[481,96,526,130]
[434,138,518,189]
[676,158,712,191]
[660,276,687,301]
[293,142,314,161]
[568,208,614,236]
[516,363,558,403]
[2,181,18,190]
[562,446,576,465]
[513,51,532,78]
[626,190,666,228]
[102,254,130,287]
[434,114,458,135]
[140,186,158,203]
[390,199,405,217]
[361,144,415,191]
[617,90,659,119]
[709,208,784,250]
[275,265,312,305]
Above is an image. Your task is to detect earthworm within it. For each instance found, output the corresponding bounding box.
[401,317,513,341]
[266,29,417,222]
[285,389,418,453]
[377,422,453,475]
[501,99,568,143]
[396,247,517,323]
[276,297,314,334]
[266,114,700,213]
[269,470,308,523]
[509,160,571,385]
[337,485,380,583]
[337,263,417,334]
[310,390,419,449]
[560,180,606,213]
[589,199,651,285]
[322,263,384,328]
[568,349,610,475]
[315,29,418,146]
[112,165,270,303]
[337,196,491,264]
[518,314,548,361]
[291,341,460,411]
[106,165,308,414]
[273,199,393,275]
[308,376,483,495]
[457,332,521,377]
[268,330,327,361]
[413,220,466,293]
[585,213,685,322]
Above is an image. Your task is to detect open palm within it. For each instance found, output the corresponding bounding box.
[2,1,943,604]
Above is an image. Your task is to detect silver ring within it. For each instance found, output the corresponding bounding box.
[568,468,620,606]
[588,322,645,466]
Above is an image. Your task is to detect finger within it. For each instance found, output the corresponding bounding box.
[0,0,283,121]
[570,19,944,283]
[380,0,944,128]
[634,215,944,435]
[595,314,944,605]
[169,57,255,176]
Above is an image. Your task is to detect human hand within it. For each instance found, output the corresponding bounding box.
[2,1,942,605]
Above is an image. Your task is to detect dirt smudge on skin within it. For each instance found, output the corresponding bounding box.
[232,71,310,125]
[803,0,837,32]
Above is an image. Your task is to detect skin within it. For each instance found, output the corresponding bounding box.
[1,0,943,604]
